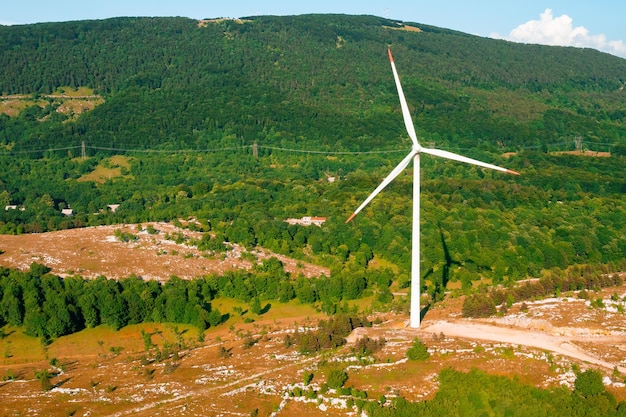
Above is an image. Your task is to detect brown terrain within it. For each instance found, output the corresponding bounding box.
[0,89,104,119]
[0,222,329,281]
[0,224,625,416]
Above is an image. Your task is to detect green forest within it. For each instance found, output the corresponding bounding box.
[1,13,626,416]
[0,13,625,298]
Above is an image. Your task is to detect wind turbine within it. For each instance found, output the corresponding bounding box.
[346,49,520,328]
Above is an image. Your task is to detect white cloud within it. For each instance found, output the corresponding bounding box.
[490,9,626,59]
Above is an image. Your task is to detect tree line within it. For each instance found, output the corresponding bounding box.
[0,259,393,342]
[462,262,626,318]
[0,263,222,341]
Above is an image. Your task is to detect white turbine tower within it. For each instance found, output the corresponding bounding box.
[346,49,520,328]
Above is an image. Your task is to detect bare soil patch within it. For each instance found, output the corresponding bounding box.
[552,150,611,157]
[0,222,329,280]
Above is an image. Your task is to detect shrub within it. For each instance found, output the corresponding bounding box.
[218,346,232,359]
[406,338,430,361]
[295,314,370,354]
[462,294,496,318]
[353,336,386,356]
[163,362,179,374]
[34,369,53,391]
[591,298,605,309]
[303,371,314,385]
[242,336,258,349]
[326,369,348,389]
[113,229,138,243]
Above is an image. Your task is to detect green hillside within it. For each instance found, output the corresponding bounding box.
[0,14,625,290]
[1,15,625,152]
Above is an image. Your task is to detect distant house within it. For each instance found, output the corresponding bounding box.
[61,208,74,216]
[304,216,327,226]
[5,205,17,211]
[285,216,327,227]
[107,204,120,213]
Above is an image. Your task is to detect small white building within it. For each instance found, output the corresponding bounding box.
[285,216,327,227]
[61,208,74,216]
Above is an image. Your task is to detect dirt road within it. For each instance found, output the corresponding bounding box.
[421,319,626,373]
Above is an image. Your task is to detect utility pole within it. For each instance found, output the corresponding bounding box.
[574,136,583,152]
[81,141,86,160]
[253,142,258,159]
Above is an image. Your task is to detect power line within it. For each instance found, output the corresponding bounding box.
[87,145,253,153]
[256,145,407,155]
[1,145,81,155]
[0,139,617,157]
[84,143,408,156]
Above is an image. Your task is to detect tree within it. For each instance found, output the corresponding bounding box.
[406,338,430,361]
[295,277,316,304]
[96,279,128,330]
[43,296,75,338]
[278,281,295,303]
[29,262,51,277]
[0,190,10,207]
[207,308,224,327]
[341,274,366,300]
[326,368,348,390]
[0,279,24,326]
[250,296,262,315]
[78,291,99,328]
[462,293,496,318]
[39,194,54,208]
[574,369,606,398]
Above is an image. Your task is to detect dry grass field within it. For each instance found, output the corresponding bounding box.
[0,87,103,118]
[0,222,329,281]
[1,292,625,416]
[1,224,625,416]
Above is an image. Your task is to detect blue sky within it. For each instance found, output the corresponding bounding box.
[3,1,625,58]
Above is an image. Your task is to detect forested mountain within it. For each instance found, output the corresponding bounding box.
[0,14,625,290]
[1,14,625,152]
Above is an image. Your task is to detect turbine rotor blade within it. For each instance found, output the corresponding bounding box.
[346,150,416,223]
[420,147,520,175]
[388,49,419,149]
